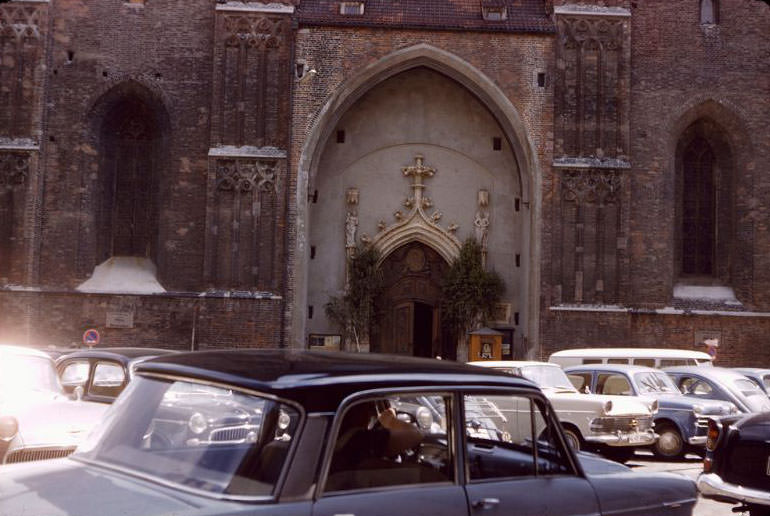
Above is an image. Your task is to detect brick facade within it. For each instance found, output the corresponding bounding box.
[0,0,768,366]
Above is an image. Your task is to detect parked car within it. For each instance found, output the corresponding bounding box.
[665,366,770,414]
[549,348,713,368]
[0,350,697,516]
[564,364,738,458]
[697,412,770,516]
[733,368,770,397]
[57,347,179,403]
[0,345,107,464]
[470,360,657,462]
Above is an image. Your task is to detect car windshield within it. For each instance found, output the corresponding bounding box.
[74,376,300,497]
[634,371,679,394]
[0,354,63,396]
[519,366,577,391]
[733,378,770,411]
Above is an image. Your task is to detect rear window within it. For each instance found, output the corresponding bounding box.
[75,377,301,498]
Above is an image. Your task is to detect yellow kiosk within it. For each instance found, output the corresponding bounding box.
[468,327,503,362]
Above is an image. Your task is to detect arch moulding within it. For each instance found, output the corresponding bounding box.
[291,43,542,352]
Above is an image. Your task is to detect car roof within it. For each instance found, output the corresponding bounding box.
[549,348,713,359]
[662,365,747,379]
[564,364,659,374]
[57,347,179,363]
[0,345,53,360]
[470,360,556,368]
[135,349,540,412]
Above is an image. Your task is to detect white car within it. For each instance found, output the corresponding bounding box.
[470,361,657,462]
[0,346,107,464]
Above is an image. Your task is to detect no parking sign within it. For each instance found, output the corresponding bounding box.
[83,328,100,348]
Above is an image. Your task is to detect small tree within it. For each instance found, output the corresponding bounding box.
[440,239,504,354]
[325,245,384,352]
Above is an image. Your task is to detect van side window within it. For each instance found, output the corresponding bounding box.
[660,359,687,367]
[633,359,655,367]
[582,359,602,364]
[607,359,629,364]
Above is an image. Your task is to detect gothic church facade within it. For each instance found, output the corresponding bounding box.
[0,0,768,364]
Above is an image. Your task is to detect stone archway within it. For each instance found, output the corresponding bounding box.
[372,242,450,358]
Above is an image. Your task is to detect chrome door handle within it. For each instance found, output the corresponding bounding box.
[472,498,500,510]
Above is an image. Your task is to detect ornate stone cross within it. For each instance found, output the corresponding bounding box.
[401,154,435,208]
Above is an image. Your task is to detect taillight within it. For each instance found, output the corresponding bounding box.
[706,419,721,452]
[0,415,18,441]
[703,457,713,473]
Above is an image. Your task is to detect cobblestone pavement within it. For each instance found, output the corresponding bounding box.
[629,451,741,516]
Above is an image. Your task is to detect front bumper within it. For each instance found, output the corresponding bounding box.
[585,429,656,447]
[698,473,770,507]
[688,435,707,445]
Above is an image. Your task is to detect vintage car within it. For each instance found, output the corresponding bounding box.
[733,368,770,397]
[0,350,697,516]
[469,360,657,462]
[0,345,107,464]
[697,412,770,516]
[56,347,179,403]
[565,364,737,458]
[665,366,770,413]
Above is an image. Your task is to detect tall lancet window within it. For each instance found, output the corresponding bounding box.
[682,137,716,276]
[700,0,718,24]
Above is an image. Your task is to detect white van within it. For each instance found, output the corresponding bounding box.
[548,348,713,369]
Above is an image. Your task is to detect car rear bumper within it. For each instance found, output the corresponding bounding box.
[585,430,656,447]
[698,473,770,506]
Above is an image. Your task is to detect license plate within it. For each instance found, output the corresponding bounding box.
[628,433,648,444]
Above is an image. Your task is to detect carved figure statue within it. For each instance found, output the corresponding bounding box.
[474,211,490,248]
[345,211,358,248]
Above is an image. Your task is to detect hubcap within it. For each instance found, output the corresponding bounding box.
[657,430,682,455]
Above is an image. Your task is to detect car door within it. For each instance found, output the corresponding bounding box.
[463,391,600,516]
[312,391,468,516]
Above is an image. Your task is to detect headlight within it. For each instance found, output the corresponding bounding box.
[415,406,433,430]
[603,401,613,414]
[706,418,721,452]
[188,412,208,435]
[0,415,18,441]
[692,404,704,416]
[277,410,291,430]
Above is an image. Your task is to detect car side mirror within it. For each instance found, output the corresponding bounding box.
[72,385,84,401]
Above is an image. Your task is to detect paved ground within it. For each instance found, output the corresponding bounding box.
[629,451,741,516]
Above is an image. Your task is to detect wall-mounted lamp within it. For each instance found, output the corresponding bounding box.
[295,61,317,82]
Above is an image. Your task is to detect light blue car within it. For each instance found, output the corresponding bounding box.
[565,364,737,459]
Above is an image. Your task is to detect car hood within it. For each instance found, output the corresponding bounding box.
[0,459,255,516]
[1,395,108,448]
[648,394,734,413]
[544,390,651,416]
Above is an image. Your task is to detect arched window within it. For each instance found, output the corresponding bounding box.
[700,0,718,24]
[681,137,715,275]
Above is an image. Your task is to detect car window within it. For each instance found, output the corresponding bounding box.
[90,362,126,398]
[464,394,571,480]
[60,360,90,387]
[634,371,679,394]
[596,373,632,396]
[0,354,63,395]
[763,375,770,390]
[734,378,764,397]
[660,359,688,367]
[324,393,453,493]
[680,377,712,396]
[607,358,628,364]
[75,377,301,497]
[582,359,602,364]
[567,373,591,392]
[633,358,656,367]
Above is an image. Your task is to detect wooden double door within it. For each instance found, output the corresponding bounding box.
[372,242,452,359]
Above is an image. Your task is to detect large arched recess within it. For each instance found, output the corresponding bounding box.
[291,44,542,352]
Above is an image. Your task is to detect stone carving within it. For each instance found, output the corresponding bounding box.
[0,4,43,42]
[345,211,358,248]
[0,153,29,189]
[223,15,285,49]
[561,169,621,205]
[474,211,490,248]
[346,187,359,206]
[216,160,277,193]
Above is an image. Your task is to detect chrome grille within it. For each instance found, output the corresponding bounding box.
[209,426,254,443]
[696,417,710,428]
[591,416,653,433]
[5,447,75,464]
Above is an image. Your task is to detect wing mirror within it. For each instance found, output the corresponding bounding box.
[72,385,84,401]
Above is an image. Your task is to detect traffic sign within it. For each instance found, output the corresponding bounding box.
[83,328,100,348]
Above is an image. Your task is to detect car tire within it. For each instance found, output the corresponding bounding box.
[562,428,582,451]
[749,506,770,516]
[653,423,684,459]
